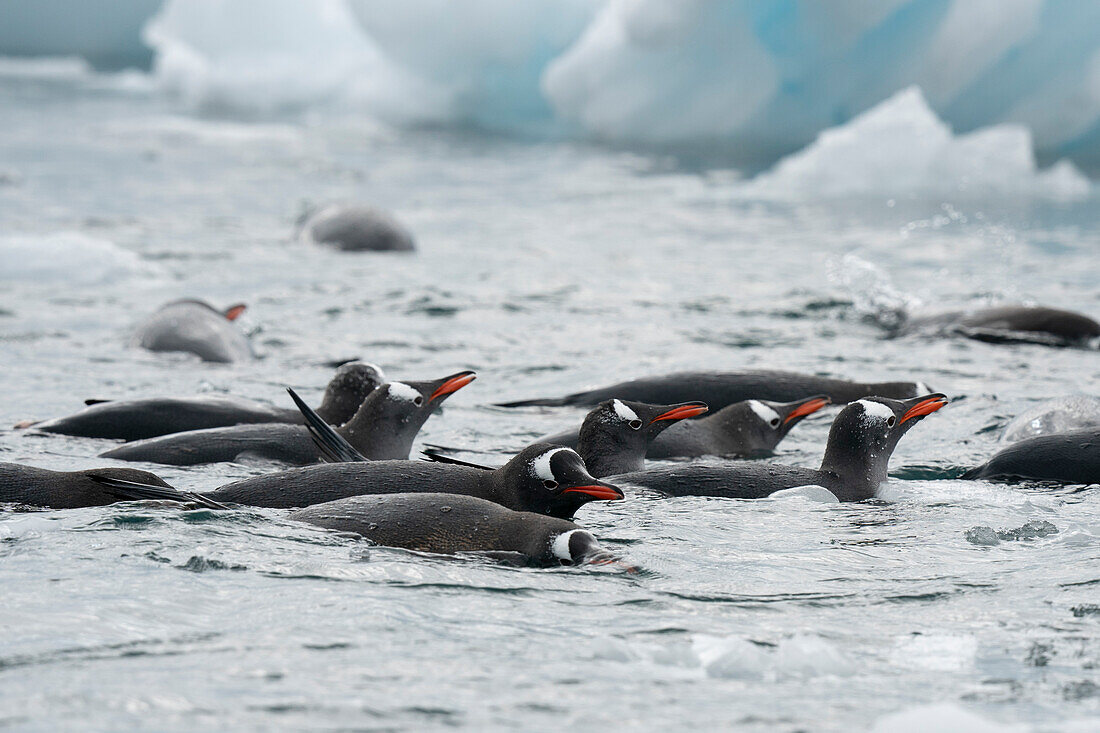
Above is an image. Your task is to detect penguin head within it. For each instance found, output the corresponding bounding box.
[316,362,387,425]
[502,444,624,519]
[549,529,619,567]
[578,399,708,466]
[343,370,476,444]
[721,395,831,452]
[821,393,948,490]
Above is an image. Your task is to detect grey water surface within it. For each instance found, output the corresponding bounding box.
[1,68,1099,732]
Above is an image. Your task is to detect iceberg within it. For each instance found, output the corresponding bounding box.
[747,87,1090,200]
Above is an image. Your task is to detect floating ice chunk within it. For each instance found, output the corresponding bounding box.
[693,633,854,680]
[870,703,1023,733]
[747,87,1090,200]
[347,0,599,128]
[0,232,161,286]
[144,0,385,114]
[892,633,977,672]
[543,0,779,142]
[766,485,840,503]
[692,635,770,680]
[774,634,856,678]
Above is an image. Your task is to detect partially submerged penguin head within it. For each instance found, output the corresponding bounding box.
[500,444,624,519]
[339,370,476,457]
[316,362,387,425]
[578,399,708,475]
[821,393,948,496]
[718,395,831,454]
[548,528,619,567]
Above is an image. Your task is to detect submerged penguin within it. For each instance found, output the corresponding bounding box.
[999,396,1100,443]
[898,305,1099,348]
[964,428,1100,485]
[497,370,928,409]
[99,371,474,466]
[0,463,174,509]
[539,395,830,461]
[24,362,384,441]
[298,204,415,252]
[610,394,948,502]
[90,477,620,568]
[132,299,253,363]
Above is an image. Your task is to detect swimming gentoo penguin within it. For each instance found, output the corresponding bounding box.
[290,494,617,566]
[24,362,384,441]
[647,395,831,459]
[497,370,929,410]
[99,371,475,466]
[89,478,619,567]
[610,394,948,502]
[93,444,623,519]
[963,428,1100,485]
[898,305,1100,347]
[298,204,415,252]
[0,463,174,509]
[538,396,829,462]
[999,396,1100,443]
[132,299,253,363]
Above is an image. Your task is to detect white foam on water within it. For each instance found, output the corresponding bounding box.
[766,486,840,504]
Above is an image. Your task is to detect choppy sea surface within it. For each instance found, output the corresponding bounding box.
[1,65,1099,732]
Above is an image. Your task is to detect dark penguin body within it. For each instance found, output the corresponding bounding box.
[0,463,172,509]
[498,370,928,409]
[900,305,1100,347]
[132,299,253,363]
[964,429,1100,485]
[541,396,829,462]
[612,394,948,502]
[300,204,415,252]
[180,444,621,519]
[290,494,613,566]
[99,371,474,466]
[29,362,383,441]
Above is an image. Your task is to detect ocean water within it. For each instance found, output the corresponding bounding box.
[2,64,1100,732]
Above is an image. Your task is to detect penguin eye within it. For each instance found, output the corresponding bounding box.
[628,419,642,430]
[769,417,780,428]
[887,416,896,427]
[543,480,558,490]
[413,396,424,406]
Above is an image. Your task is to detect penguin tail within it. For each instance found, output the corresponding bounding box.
[286,387,368,463]
[420,448,496,471]
[88,475,230,510]
[960,465,984,480]
[493,397,570,408]
[84,399,112,406]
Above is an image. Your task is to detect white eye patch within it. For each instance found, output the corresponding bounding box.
[387,382,421,403]
[532,447,569,481]
[915,382,931,395]
[748,400,781,425]
[611,399,639,423]
[552,529,583,561]
[855,399,894,424]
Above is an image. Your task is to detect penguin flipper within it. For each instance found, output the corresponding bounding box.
[286,387,368,463]
[88,475,230,510]
[420,448,496,471]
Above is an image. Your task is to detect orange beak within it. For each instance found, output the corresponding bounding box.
[223,303,247,321]
[561,484,625,501]
[783,396,831,424]
[650,401,709,423]
[429,371,477,402]
[900,394,948,424]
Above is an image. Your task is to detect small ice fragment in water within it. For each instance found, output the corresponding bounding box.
[966,520,1057,545]
[767,485,840,503]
